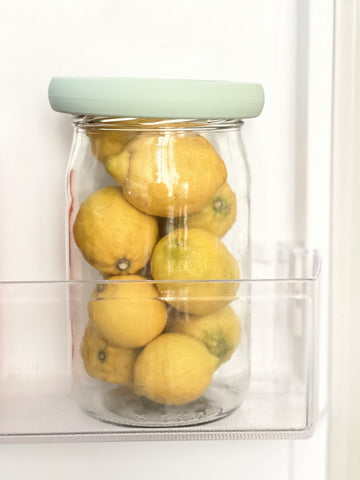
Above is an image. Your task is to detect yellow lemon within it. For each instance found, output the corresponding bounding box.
[73,186,158,275]
[158,183,237,239]
[88,275,167,348]
[167,306,241,363]
[151,228,240,315]
[87,129,136,164]
[87,119,196,165]
[81,323,139,384]
[105,133,227,217]
[187,183,237,237]
[134,333,219,405]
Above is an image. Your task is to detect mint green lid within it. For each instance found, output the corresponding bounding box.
[48,77,264,119]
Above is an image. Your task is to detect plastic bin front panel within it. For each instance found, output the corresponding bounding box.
[0,246,319,442]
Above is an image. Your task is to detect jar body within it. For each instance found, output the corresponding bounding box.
[67,117,250,427]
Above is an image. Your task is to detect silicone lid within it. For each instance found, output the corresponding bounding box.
[48,77,264,119]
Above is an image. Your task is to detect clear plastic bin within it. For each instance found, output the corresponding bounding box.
[0,245,320,442]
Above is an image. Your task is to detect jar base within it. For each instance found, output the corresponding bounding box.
[81,383,244,428]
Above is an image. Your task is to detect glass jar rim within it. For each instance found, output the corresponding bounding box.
[73,116,244,132]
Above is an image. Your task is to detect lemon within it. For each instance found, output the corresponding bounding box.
[88,274,167,348]
[158,183,237,239]
[187,183,237,237]
[151,228,240,315]
[134,333,219,405]
[73,186,158,275]
[167,306,241,363]
[87,129,135,164]
[81,323,139,384]
[87,119,191,165]
[105,133,227,217]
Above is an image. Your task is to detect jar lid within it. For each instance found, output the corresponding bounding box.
[48,77,264,119]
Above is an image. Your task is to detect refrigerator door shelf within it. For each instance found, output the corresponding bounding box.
[0,245,320,442]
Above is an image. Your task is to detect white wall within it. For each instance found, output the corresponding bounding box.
[0,0,300,281]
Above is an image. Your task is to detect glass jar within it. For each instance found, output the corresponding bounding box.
[49,78,264,427]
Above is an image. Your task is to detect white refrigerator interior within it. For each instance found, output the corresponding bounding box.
[0,0,333,478]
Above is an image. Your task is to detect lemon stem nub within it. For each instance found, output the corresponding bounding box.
[98,350,106,362]
[97,284,105,293]
[117,258,131,271]
[213,199,225,212]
